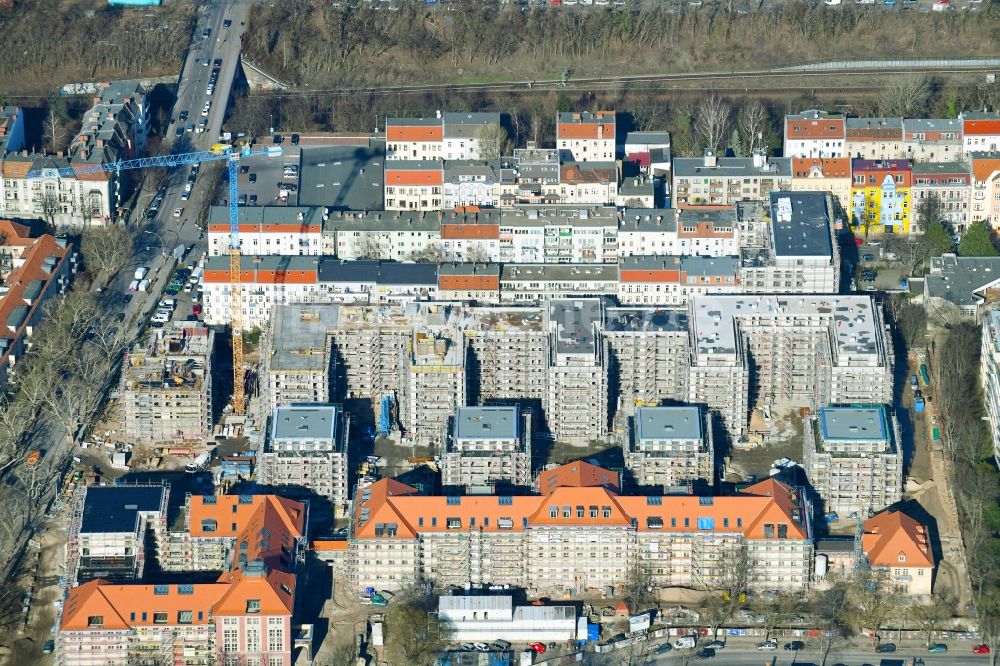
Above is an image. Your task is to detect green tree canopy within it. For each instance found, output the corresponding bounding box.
[922,220,954,257]
[958,222,998,257]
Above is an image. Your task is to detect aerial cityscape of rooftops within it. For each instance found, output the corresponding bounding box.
[0,0,999,664]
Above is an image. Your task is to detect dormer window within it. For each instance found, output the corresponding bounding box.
[898,553,906,563]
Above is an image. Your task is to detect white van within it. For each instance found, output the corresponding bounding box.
[160,299,176,310]
[128,279,140,292]
[673,636,697,650]
[138,279,151,292]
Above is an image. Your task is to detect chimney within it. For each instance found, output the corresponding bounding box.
[752,148,766,169]
[597,124,604,140]
[703,149,717,168]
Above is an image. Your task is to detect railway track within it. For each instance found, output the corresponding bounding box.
[249,63,996,99]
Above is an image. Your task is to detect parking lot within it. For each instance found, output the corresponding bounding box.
[235,138,302,208]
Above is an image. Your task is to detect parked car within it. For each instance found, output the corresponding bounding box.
[875,643,897,653]
[473,642,490,652]
[529,642,546,653]
[928,643,948,653]
[703,640,725,649]
[653,643,672,654]
[43,640,54,654]
[223,18,232,27]
[173,207,183,218]
[249,173,257,183]
[123,294,132,304]
[291,133,300,145]
[673,636,697,650]
[974,644,992,654]
[863,253,876,262]
[459,643,475,651]
[696,648,716,658]
[756,640,778,651]
[784,641,805,651]
[490,640,511,651]
[214,58,222,66]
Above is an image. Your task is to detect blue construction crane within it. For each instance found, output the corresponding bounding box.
[27,143,282,414]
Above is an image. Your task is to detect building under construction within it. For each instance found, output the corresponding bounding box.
[261,305,337,417]
[804,405,902,517]
[442,406,532,492]
[120,323,214,443]
[625,406,714,492]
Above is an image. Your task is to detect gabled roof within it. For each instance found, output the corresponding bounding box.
[791,157,851,179]
[971,154,1000,183]
[785,110,845,140]
[538,461,620,493]
[214,567,296,615]
[862,509,933,569]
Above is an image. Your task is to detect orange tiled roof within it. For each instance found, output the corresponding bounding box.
[972,157,1000,183]
[964,119,1000,136]
[862,510,933,569]
[0,235,70,357]
[792,157,851,179]
[385,168,443,186]
[387,125,443,142]
[538,461,620,492]
[352,462,810,541]
[786,116,845,140]
[0,219,32,243]
[440,223,499,240]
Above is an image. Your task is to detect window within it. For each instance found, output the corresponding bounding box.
[549,506,558,518]
[223,628,239,653]
[671,517,677,527]
[268,625,284,651]
[247,627,261,652]
[777,524,788,539]
[203,495,217,504]
[153,612,168,624]
[562,506,571,518]
[577,506,585,518]
[447,496,461,505]
[154,585,169,595]
[178,584,194,595]
[697,517,715,530]
[647,497,662,506]
[646,517,663,529]
[602,506,612,518]
[898,553,906,563]
[247,599,261,613]
[87,616,103,627]
[764,524,775,538]
[446,518,461,530]
[498,496,513,505]
[178,611,193,624]
[699,497,714,506]
[590,506,598,518]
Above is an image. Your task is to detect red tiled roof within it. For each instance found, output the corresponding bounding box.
[862,510,933,569]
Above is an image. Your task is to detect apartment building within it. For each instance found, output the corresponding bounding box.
[73,485,168,583]
[321,209,449,261]
[545,300,609,444]
[498,206,618,263]
[962,111,1000,155]
[346,463,812,595]
[617,208,739,257]
[850,159,913,235]
[981,310,1000,465]
[625,406,714,491]
[862,510,934,595]
[497,148,560,206]
[804,405,902,517]
[557,111,616,162]
[740,192,840,294]
[120,323,214,443]
[845,117,904,160]
[62,494,307,666]
[1,152,115,227]
[617,255,740,306]
[261,305,337,416]
[499,264,618,303]
[623,131,671,162]
[790,158,852,212]
[442,160,501,209]
[902,118,963,163]
[784,110,846,158]
[603,307,690,415]
[673,151,792,208]
[970,154,1000,229]
[384,160,443,211]
[442,406,532,492]
[0,222,76,390]
[403,329,467,444]
[207,207,324,256]
[438,263,501,302]
[385,113,502,161]
[689,294,893,440]
[558,161,619,205]
[439,212,501,262]
[201,257,438,329]
[261,403,350,515]
[71,80,150,162]
[911,162,971,233]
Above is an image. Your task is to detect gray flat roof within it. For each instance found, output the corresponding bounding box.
[209,205,326,230]
[673,156,791,179]
[625,131,671,146]
[440,262,500,278]
[81,485,165,534]
[386,117,440,127]
[272,403,339,441]
[621,209,677,232]
[298,141,385,210]
[912,161,970,175]
[925,255,1000,307]
[454,406,519,440]
[903,118,962,133]
[549,298,601,356]
[769,191,833,258]
[635,406,702,441]
[500,206,617,228]
[819,405,888,441]
[603,307,688,333]
[443,112,500,139]
[619,255,739,278]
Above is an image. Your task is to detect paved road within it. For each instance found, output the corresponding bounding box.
[651,643,989,665]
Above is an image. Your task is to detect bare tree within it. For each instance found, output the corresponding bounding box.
[621,556,655,615]
[909,594,953,647]
[878,76,931,118]
[81,225,134,278]
[753,592,802,641]
[738,99,769,156]
[694,95,731,154]
[696,539,751,637]
[476,123,512,161]
[848,567,900,647]
[43,104,66,153]
[464,244,490,264]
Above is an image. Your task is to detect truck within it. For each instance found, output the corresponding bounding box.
[910,374,919,391]
[914,397,926,413]
[185,451,210,473]
[134,266,149,281]
[920,364,930,386]
[138,279,151,292]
